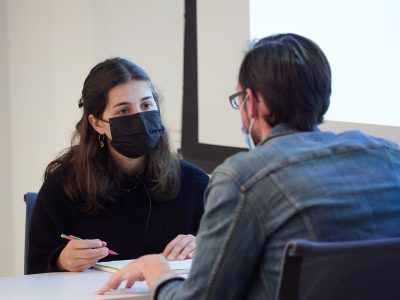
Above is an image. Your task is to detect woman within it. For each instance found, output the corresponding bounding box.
[27,57,209,274]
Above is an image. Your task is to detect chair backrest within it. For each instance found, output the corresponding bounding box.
[275,238,400,300]
[24,192,38,275]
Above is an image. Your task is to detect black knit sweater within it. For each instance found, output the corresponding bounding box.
[27,160,209,274]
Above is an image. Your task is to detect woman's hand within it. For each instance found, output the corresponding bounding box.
[96,254,171,295]
[57,239,109,272]
[162,234,196,260]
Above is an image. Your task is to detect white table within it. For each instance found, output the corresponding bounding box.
[0,269,149,300]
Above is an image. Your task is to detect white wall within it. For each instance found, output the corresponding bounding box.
[198,0,249,148]
[2,0,184,276]
[0,0,14,277]
[197,0,400,147]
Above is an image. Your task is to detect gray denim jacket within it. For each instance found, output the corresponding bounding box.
[153,123,400,300]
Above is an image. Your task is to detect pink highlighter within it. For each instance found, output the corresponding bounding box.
[60,234,119,255]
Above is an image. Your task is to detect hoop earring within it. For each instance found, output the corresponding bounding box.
[99,134,105,148]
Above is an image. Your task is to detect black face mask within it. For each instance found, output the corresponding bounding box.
[106,111,164,158]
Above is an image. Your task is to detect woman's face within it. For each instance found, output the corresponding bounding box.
[104,80,157,118]
[100,79,158,139]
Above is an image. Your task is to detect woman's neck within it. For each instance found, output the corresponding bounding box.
[108,145,145,175]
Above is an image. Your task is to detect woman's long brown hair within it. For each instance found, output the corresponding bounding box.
[44,58,181,216]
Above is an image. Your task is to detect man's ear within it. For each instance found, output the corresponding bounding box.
[246,89,270,119]
[88,114,105,135]
[245,88,259,119]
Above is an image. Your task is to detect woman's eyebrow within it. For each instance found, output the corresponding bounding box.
[112,96,153,108]
[112,101,131,108]
[140,95,153,102]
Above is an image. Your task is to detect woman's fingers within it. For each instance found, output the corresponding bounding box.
[162,235,181,257]
[57,238,109,272]
[162,234,196,260]
[177,239,196,260]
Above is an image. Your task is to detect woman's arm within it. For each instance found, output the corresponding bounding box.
[27,178,109,273]
[27,191,63,274]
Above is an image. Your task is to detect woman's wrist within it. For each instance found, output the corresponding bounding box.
[56,253,66,271]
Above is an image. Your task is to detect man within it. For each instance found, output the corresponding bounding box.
[97,33,400,300]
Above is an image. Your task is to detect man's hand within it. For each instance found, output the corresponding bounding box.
[96,254,171,295]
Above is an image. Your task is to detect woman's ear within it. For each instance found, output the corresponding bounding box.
[88,114,105,135]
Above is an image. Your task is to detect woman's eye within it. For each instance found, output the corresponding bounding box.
[120,107,129,114]
[142,102,154,110]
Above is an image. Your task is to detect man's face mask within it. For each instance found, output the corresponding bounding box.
[241,120,255,150]
[105,110,164,158]
[240,95,255,150]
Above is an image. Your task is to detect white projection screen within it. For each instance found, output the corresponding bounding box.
[196,0,400,149]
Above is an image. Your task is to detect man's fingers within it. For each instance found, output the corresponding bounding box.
[96,269,133,295]
[125,280,135,289]
[97,276,121,295]
[96,255,165,295]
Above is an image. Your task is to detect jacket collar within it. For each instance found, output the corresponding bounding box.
[259,123,320,146]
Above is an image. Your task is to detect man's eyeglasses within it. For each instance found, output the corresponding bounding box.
[228,90,246,109]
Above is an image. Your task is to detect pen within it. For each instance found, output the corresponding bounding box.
[60,234,119,255]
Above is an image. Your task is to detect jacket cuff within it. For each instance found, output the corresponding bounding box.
[150,273,185,299]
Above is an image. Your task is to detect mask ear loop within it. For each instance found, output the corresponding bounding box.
[239,95,249,112]
[240,95,254,135]
[249,118,255,135]
[240,94,256,149]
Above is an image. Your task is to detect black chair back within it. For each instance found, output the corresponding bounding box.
[24,192,38,275]
[275,238,400,300]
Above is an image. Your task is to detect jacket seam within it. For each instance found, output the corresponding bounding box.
[204,191,247,299]
[269,173,318,241]
[242,144,386,191]
[248,197,274,298]
[382,147,400,182]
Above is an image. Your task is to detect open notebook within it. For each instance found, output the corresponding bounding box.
[94,259,192,275]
